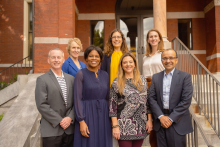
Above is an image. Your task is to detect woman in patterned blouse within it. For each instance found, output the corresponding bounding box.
[109,52,153,147]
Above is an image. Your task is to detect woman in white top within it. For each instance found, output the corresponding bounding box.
[143,28,165,147]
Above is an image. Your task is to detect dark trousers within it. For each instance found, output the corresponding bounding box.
[118,139,144,147]
[156,125,186,147]
[42,133,74,147]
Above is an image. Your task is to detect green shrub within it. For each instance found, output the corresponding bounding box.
[0,113,3,121]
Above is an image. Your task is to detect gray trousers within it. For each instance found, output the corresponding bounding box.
[156,125,186,147]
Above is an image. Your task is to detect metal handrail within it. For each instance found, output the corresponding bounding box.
[0,56,32,90]
[172,37,220,138]
[187,106,213,147]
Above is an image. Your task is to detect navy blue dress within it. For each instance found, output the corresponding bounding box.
[73,68,112,147]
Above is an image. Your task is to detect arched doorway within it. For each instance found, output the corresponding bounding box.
[115,0,154,73]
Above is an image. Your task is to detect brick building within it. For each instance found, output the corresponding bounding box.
[0,0,219,74]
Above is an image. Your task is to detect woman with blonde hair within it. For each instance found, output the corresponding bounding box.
[143,28,165,147]
[101,29,129,86]
[109,52,153,147]
[62,38,86,77]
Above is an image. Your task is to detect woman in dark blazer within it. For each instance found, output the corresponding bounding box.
[100,29,129,86]
[62,38,86,77]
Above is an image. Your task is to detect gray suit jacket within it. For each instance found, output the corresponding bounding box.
[148,69,193,135]
[35,69,75,137]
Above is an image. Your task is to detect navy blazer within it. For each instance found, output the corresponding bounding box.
[148,69,193,135]
[100,54,112,78]
[62,57,87,77]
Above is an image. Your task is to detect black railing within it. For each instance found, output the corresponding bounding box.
[0,56,32,90]
[172,37,220,138]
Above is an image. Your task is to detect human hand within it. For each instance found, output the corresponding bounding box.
[112,127,120,140]
[60,117,72,130]
[146,120,153,133]
[160,116,172,128]
[79,120,90,137]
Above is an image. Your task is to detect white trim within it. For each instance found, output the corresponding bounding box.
[190,50,206,54]
[75,5,79,17]
[215,0,220,6]
[204,0,214,13]
[35,37,59,43]
[35,37,83,45]
[79,52,84,56]
[59,38,70,44]
[0,64,33,68]
[78,13,115,20]
[176,50,206,55]
[206,53,220,61]
[167,12,204,19]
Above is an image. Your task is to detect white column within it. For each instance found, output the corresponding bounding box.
[153,0,171,49]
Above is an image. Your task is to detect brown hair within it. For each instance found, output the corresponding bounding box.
[145,28,165,56]
[104,29,129,57]
[66,38,83,54]
[117,52,143,95]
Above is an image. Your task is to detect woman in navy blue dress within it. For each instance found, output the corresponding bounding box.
[73,45,112,147]
[62,38,86,77]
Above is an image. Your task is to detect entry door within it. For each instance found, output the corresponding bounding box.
[116,15,154,74]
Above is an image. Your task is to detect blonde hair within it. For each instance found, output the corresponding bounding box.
[104,29,129,57]
[117,52,143,95]
[66,38,83,54]
[146,28,165,56]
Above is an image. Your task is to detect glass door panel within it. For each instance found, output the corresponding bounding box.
[120,17,138,60]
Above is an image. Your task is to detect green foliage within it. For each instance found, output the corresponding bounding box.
[94,29,104,50]
[0,113,3,121]
[0,82,8,89]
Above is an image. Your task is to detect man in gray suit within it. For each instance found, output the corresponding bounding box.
[35,48,75,147]
[148,49,193,147]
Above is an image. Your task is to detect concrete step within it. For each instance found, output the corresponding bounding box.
[190,99,220,147]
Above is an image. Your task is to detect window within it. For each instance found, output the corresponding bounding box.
[90,21,104,50]
[178,19,192,50]
[28,3,33,60]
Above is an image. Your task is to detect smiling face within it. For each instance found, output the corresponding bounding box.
[48,50,64,71]
[69,41,81,59]
[111,31,122,50]
[161,50,178,73]
[122,56,135,74]
[147,31,161,47]
[86,50,101,68]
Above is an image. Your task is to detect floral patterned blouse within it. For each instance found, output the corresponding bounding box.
[109,76,151,140]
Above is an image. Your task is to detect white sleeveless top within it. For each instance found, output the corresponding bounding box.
[143,51,165,78]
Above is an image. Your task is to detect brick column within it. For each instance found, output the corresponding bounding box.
[34,0,76,73]
[205,1,220,74]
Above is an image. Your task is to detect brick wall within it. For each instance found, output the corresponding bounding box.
[0,0,24,64]
[192,18,206,51]
[104,20,115,45]
[167,0,205,12]
[34,0,76,73]
[76,0,116,13]
[167,19,178,42]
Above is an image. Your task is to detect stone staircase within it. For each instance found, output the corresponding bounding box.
[1,73,220,147]
[191,98,220,147]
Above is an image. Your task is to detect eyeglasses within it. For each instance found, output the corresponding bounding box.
[161,57,177,61]
[111,36,122,40]
[50,56,63,60]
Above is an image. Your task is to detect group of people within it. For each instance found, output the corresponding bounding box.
[35,28,193,147]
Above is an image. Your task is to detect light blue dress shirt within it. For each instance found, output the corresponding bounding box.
[158,68,175,122]
[163,68,175,109]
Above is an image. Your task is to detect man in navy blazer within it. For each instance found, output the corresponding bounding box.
[148,49,193,147]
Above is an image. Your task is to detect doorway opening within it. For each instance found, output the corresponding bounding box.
[115,0,154,73]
